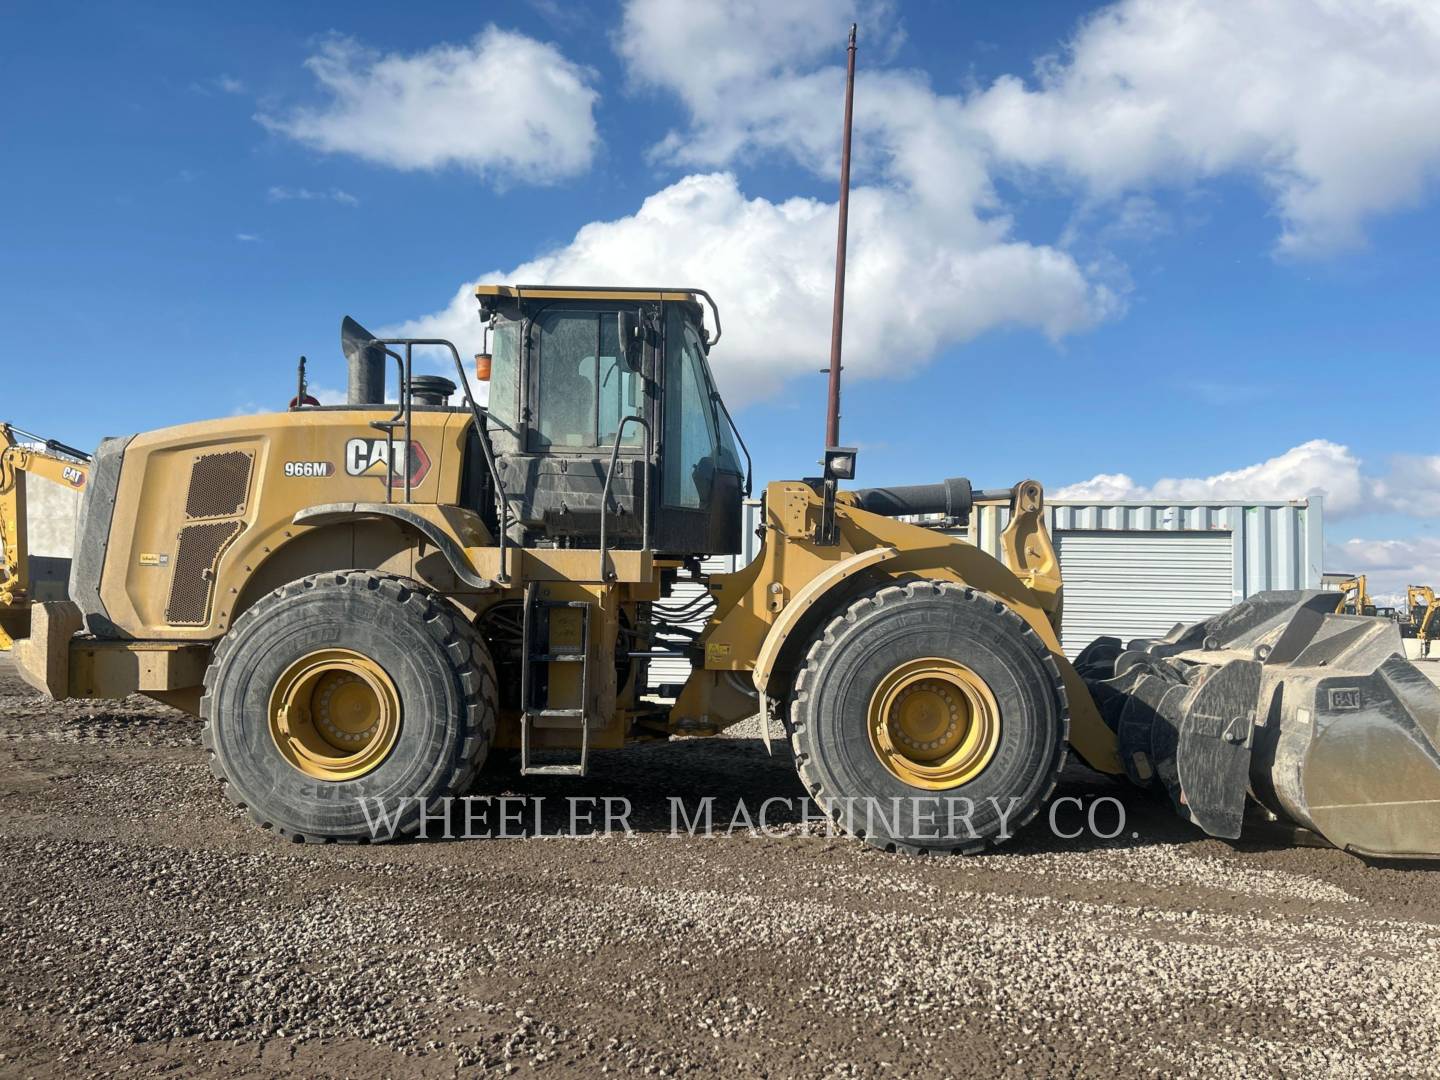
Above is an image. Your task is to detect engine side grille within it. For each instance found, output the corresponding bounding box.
[166,520,242,625]
[184,450,253,520]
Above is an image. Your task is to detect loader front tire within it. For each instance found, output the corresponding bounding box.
[790,580,1068,854]
[200,571,496,843]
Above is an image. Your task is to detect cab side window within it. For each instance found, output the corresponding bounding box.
[486,319,521,435]
[663,307,720,508]
[534,310,642,450]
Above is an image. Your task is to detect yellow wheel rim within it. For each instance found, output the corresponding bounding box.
[867,657,1001,790]
[268,648,401,782]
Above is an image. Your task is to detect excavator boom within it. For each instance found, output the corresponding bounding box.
[1333,575,1371,616]
[0,423,90,648]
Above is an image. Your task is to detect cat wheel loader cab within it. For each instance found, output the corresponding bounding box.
[475,285,746,558]
[4,281,1439,858]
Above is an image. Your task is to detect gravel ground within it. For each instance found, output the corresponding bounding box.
[2,656,1439,1078]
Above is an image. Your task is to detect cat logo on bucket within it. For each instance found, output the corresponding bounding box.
[344,438,431,489]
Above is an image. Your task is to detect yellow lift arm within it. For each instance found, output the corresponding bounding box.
[0,423,90,648]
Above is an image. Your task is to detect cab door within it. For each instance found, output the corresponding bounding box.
[507,305,650,545]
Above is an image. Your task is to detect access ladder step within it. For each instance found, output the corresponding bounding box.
[518,581,593,776]
[529,709,586,730]
[519,712,590,774]
[522,763,587,777]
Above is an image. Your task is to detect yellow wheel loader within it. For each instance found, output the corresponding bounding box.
[3,286,1439,858]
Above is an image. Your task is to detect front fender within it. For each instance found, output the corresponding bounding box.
[701,481,1122,775]
[751,546,897,696]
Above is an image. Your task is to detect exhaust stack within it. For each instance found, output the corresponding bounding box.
[340,316,386,405]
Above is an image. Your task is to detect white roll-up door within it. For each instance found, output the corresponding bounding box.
[1055,530,1234,658]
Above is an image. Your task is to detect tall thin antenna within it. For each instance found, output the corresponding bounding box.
[825,23,858,451]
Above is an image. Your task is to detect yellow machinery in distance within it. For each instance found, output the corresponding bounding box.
[1408,585,1438,656]
[1332,575,1374,616]
[0,423,90,649]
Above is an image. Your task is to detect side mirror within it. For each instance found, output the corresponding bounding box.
[616,311,642,373]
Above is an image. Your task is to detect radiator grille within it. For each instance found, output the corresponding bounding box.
[184,451,253,520]
[166,520,242,625]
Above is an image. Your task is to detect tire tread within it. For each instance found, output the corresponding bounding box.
[789,579,1069,856]
[199,570,497,844]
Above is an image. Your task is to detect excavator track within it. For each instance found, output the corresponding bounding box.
[1075,590,1440,859]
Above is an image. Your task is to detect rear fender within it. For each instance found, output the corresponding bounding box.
[230,507,489,624]
[292,502,492,589]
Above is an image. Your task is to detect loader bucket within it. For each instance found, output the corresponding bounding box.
[1074,591,1440,859]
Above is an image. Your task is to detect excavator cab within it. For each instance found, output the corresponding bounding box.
[476,286,746,556]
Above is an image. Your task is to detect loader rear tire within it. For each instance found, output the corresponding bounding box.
[200,571,497,843]
[789,580,1068,854]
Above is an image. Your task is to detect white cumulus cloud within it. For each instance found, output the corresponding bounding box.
[1055,440,1370,515]
[389,172,1115,408]
[390,0,1440,409]
[396,3,1117,405]
[259,28,599,184]
[1057,440,1440,528]
[1328,536,1440,598]
[966,0,1440,254]
[1057,442,1440,594]
[625,0,1440,256]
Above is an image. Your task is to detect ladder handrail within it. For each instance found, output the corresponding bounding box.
[597,414,651,582]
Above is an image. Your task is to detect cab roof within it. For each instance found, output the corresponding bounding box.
[475,284,721,347]
[474,284,702,303]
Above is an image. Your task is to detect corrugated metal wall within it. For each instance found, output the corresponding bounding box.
[965,498,1323,655]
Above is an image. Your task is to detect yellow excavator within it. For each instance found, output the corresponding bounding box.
[1333,575,1375,616]
[1408,586,1438,657]
[0,424,90,649]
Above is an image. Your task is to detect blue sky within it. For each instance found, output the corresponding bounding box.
[4,0,1440,591]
